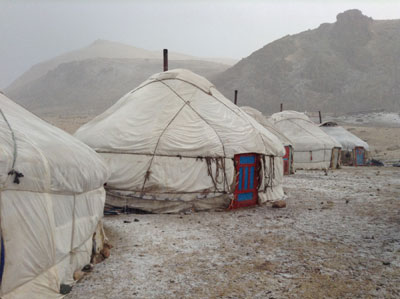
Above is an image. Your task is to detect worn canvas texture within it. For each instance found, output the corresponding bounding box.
[270,111,341,170]
[75,69,285,212]
[0,94,109,298]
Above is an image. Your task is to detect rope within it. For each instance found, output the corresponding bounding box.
[0,109,23,184]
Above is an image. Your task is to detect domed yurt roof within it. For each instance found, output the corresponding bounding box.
[241,106,293,147]
[270,110,341,151]
[75,69,285,158]
[319,122,369,151]
[0,93,108,192]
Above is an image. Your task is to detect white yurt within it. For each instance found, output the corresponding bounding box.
[241,106,294,175]
[75,69,285,213]
[0,93,109,298]
[319,121,369,166]
[270,111,342,170]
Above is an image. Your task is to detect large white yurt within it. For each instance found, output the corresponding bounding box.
[0,93,109,298]
[75,69,285,213]
[241,106,294,175]
[270,111,342,170]
[319,121,369,166]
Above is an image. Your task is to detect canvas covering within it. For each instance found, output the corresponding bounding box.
[0,93,109,298]
[319,122,369,151]
[75,69,285,212]
[241,106,293,147]
[270,111,341,170]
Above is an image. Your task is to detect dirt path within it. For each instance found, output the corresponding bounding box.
[66,167,400,298]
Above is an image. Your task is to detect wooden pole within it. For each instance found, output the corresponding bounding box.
[234,90,238,105]
[163,49,168,72]
[280,103,283,112]
[319,111,322,123]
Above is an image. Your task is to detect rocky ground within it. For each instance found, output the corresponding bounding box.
[66,166,400,299]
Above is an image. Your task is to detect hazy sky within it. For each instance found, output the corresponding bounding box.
[1,0,400,88]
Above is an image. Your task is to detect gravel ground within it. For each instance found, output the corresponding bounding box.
[66,166,400,299]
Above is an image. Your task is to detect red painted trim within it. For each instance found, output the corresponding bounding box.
[231,153,259,209]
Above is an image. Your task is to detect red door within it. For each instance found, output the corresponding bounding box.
[283,146,291,175]
[231,153,259,209]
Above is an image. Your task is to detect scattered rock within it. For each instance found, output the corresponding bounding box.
[272,200,286,208]
[100,246,111,259]
[123,220,131,224]
[382,261,391,266]
[82,264,94,273]
[60,284,73,295]
[92,253,105,264]
[73,270,85,281]
[134,218,140,222]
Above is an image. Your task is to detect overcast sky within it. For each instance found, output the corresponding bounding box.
[1,0,400,88]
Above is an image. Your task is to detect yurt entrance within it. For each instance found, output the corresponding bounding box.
[231,153,259,209]
[330,147,341,169]
[354,147,365,166]
[283,146,292,175]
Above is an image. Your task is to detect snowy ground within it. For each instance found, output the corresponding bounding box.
[66,167,400,299]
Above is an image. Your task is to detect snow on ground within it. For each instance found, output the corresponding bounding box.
[66,167,400,299]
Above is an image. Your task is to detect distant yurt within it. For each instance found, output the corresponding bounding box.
[320,121,369,166]
[270,111,342,170]
[75,69,285,213]
[241,106,294,175]
[0,93,109,298]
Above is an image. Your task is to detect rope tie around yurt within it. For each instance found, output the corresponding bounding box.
[261,155,275,192]
[0,109,24,184]
[205,157,228,193]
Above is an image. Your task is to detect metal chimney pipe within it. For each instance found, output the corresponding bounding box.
[163,49,168,72]
[319,111,322,124]
[280,103,283,112]
[234,90,238,105]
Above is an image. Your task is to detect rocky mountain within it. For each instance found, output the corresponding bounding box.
[5,40,235,115]
[213,10,400,114]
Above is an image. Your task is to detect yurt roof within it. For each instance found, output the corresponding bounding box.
[0,93,109,193]
[75,69,285,158]
[319,123,369,151]
[241,106,293,147]
[270,110,341,150]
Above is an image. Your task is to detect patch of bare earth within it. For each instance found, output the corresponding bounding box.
[66,167,400,298]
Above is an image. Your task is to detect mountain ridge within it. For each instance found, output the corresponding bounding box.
[212,9,400,114]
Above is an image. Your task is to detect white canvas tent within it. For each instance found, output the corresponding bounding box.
[320,121,369,165]
[270,111,342,170]
[0,93,109,298]
[75,69,285,213]
[241,106,294,175]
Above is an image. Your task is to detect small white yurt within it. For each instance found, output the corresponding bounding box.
[75,69,285,213]
[241,106,294,175]
[270,111,342,170]
[320,121,369,166]
[0,93,109,298]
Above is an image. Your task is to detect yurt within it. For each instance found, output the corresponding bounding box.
[241,106,294,175]
[320,121,369,166]
[270,111,342,170]
[75,69,285,213]
[0,93,109,298]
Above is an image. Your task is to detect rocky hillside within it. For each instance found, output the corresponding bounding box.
[5,40,234,115]
[213,10,400,114]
